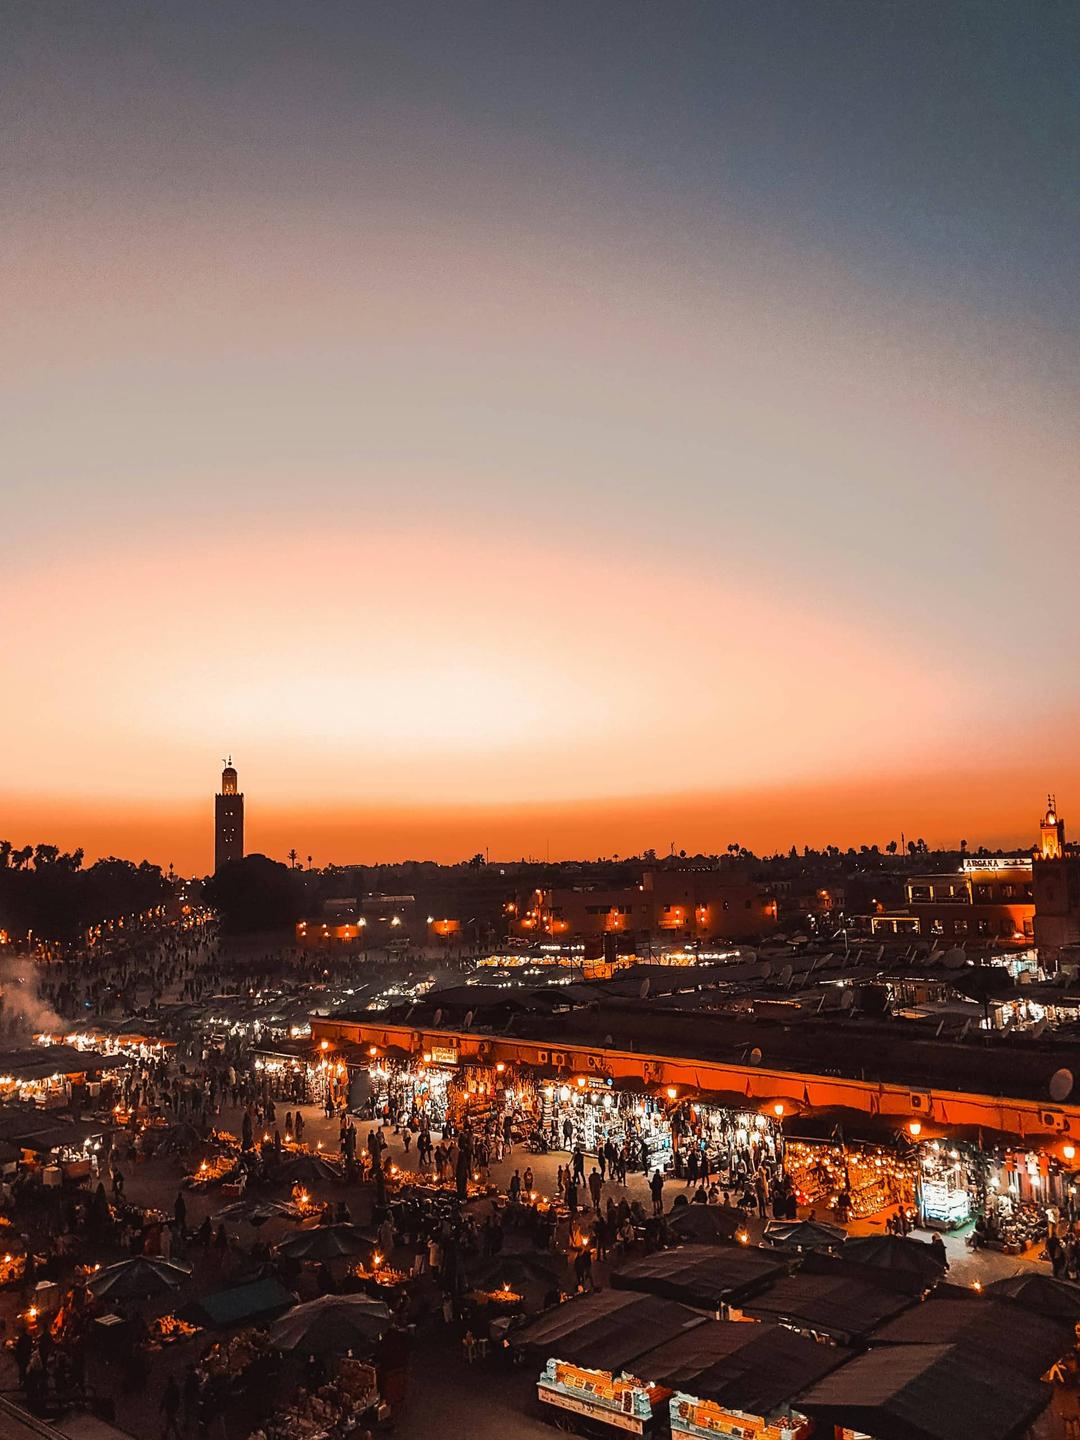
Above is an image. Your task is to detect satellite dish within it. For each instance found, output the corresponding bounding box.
[840,989,854,1011]
[779,963,794,986]
[757,962,773,981]
[1050,1068,1075,1103]
[944,948,967,970]
[463,1010,474,1030]
[432,1008,443,1027]
[604,1034,614,1046]
[639,979,651,1000]
[1032,1018,1048,1040]
[749,1047,763,1067]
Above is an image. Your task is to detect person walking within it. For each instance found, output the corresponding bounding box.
[650,1168,665,1217]
[588,1167,603,1212]
[161,1374,183,1438]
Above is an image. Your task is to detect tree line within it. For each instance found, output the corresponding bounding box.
[0,842,170,943]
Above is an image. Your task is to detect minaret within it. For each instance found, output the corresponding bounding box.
[1040,793,1065,861]
[214,756,245,872]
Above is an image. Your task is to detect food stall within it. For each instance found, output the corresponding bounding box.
[537,1358,664,1435]
[647,1320,851,1440]
[516,1290,709,1437]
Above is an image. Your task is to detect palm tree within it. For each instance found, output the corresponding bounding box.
[287,849,298,869]
[0,841,10,869]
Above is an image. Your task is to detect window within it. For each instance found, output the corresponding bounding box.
[953,919,967,937]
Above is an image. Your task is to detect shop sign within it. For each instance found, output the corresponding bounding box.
[429,1046,458,1066]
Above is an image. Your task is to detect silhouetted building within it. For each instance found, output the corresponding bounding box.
[214,757,244,872]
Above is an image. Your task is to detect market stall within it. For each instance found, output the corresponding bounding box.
[516,1290,708,1437]
[641,1321,848,1440]
[781,1110,918,1223]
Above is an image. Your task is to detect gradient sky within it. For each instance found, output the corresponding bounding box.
[2,2,1079,872]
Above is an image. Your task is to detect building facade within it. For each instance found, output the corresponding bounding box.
[213,758,244,872]
[513,867,778,944]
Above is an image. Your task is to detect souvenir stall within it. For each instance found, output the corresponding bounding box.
[680,1101,784,1185]
[528,1077,675,1171]
[978,1146,1065,1251]
[253,1359,381,1440]
[786,1138,917,1222]
[367,1055,455,1129]
[917,1141,978,1231]
[254,1041,319,1106]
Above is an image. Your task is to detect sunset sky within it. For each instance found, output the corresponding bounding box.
[3,2,1078,873]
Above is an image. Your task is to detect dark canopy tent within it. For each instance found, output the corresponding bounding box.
[796,1343,1051,1440]
[183,1278,297,1330]
[512,1291,705,1372]
[799,1236,946,1297]
[613,1244,789,1310]
[741,1271,915,1345]
[665,1206,743,1245]
[868,1294,1073,1379]
[638,1321,850,1417]
[985,1272,1080,1323]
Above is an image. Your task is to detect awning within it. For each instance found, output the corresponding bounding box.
[182,1278,297,1330]
[796,1342,1051,1440]
[640,1320,850,1415]
[512,1290,705,1372]
[612,1243,790,1309]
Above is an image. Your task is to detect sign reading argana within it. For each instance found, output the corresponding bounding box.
[429,1046,458,1066]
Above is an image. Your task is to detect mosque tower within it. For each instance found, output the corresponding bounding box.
[1040,793,1065,861]
[214,757,245,872]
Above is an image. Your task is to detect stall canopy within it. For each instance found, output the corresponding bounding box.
[763,1218,847,1252]
[665,1204,743,1246]
[612,1244,789,1310]
[183,1278,297,1330]
[984,1272,1080,1323]
[0,1047,127,1080]
[741,1271,915,1345]
[269,1294,389,1355]
[88,1257,192,1301]
[802,1235,947,1296]
[0,1112,110,1154]
[796,1342,1051,1440]
[868,1293,1074,1379]
[275,1223,370,1261]
[513,1291,705,1372]
[637,1320,850,1416]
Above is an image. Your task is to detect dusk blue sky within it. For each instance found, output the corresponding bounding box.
[3,2,1077,867]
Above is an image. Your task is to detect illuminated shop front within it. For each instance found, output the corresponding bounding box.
[916,1140,976,1230]
[786,1138,917,1222]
